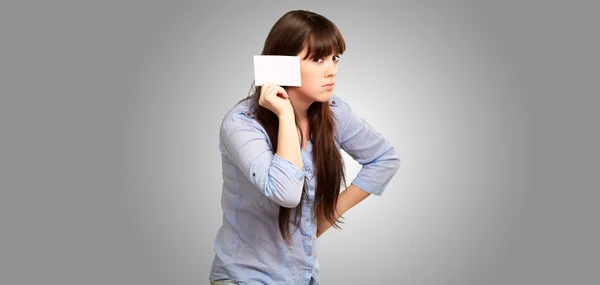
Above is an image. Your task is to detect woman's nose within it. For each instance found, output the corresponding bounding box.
[325,61,337,77]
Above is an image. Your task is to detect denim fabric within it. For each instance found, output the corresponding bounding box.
[210,279,238,285]
[209,93,401,285]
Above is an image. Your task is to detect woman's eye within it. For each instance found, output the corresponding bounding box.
[313,55,340,63]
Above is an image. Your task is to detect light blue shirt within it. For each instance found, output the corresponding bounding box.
[210,93,401,285]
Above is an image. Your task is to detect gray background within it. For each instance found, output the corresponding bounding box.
[2,0,598,284]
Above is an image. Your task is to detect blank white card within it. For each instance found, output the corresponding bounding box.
[253,55,301,87]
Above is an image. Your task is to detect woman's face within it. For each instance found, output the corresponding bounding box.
[289,46,340,103]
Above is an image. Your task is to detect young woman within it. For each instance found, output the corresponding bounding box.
[209,10,400,285]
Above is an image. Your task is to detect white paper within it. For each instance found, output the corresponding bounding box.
[253,55,301,87]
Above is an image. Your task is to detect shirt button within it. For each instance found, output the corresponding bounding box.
[307,201,311,206]
[307,252,312,256]
[307,169,312,173]
[308,269,312,273]
[307,236,311,241]
[309,187,314,192]
[305,218,309,222]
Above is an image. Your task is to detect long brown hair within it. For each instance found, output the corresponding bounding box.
[245,10,348,246]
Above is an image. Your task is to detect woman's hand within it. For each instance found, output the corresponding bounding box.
[258,83,294,117]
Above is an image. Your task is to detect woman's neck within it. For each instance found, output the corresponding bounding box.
[287,90,313,123]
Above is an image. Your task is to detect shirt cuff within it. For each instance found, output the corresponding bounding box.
[351,177,383,196]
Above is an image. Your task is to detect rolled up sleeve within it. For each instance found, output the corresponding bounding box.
[220,112,305,208]
[336,96,401,196]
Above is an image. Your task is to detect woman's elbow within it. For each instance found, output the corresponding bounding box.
[266,181,303,208]
[393,155,401,171]
[279,194,302,208]
[382,147,401,169]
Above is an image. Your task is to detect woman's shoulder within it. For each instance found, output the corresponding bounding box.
[221,93,346,126]
[220,95,262,131]
[330,93,361,117]
[329,93,343,109]
[328,93,348,121]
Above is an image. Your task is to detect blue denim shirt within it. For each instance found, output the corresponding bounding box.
[209,93,401,285]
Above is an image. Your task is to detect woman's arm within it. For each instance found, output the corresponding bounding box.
[220,112,305,208]
[316,183,370,238]
[276,112,303,171]
[315,95,401,237]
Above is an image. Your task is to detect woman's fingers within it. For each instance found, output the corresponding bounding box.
[276,86,289,99]
[258,83,293,117]
[259,83,275,104]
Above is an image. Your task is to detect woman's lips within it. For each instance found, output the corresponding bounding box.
[322,83,335,87]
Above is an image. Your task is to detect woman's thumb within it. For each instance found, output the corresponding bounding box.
[281,88,289,99]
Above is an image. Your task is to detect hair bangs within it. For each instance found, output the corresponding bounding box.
[303,23,346,60]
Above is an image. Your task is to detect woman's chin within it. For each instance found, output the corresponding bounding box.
[313,91,333,102]
[303,90,334,103]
